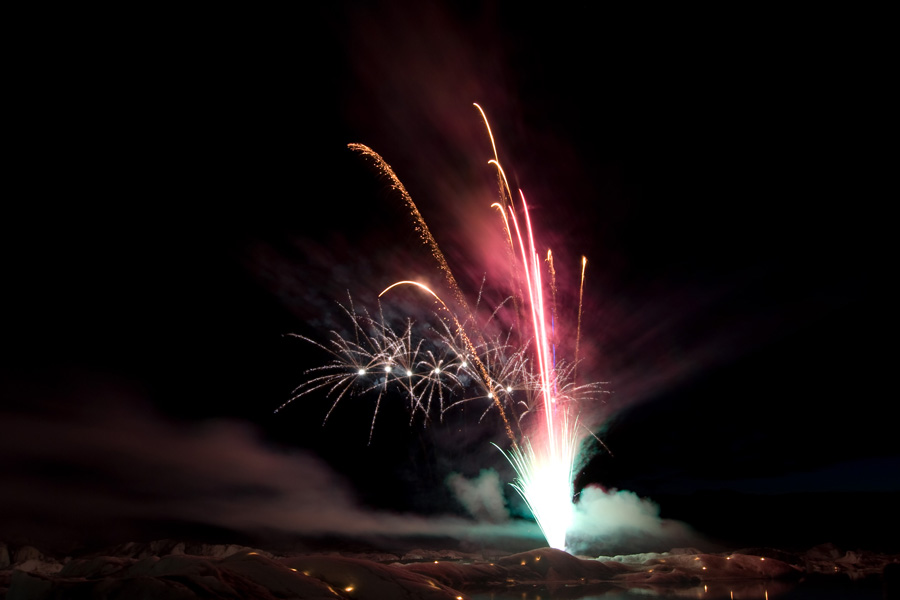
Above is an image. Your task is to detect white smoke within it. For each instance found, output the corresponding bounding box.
[446,469,509,523]
[567,484,704,555]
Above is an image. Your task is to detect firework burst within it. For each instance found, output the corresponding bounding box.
[282,105,606,550]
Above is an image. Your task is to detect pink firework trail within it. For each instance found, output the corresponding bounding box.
[489,174,581,551]
[476,102,583,549]
[284,105,603,550]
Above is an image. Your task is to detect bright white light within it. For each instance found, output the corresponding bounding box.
[406,370,413,377]
[433,368,441,374]
[496,413,578,551]
[357,369,366,376]
[506,386,512,392]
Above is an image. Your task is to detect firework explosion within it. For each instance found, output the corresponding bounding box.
[281,105,605,550]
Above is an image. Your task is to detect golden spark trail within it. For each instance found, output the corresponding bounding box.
[491,202,515,252]
[488,159,515,211]
[574,255,587,385]
[546,249,559,367]
[473,103,499,165]
[347,143,473,317]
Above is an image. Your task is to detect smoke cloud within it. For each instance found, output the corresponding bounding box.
[0,389,541,547]
[567,485,705,555]
[1,381,706,555]
[446,469,509,523]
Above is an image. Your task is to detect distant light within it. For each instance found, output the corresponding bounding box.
[357,369,365,375]
[406,370,413,376]
[248,552,257,555]
[705,585,708,592]
[761,557,766,561]
[520,560,526,565]
[384,365,391,372]
[434,560,439,563]
[290,568,296,572]
[461,361,467,367]
[488,392,494,398]
[702,566,707,570]
[345,586,354,592]
[535,556,541,561]
[433,368,441,374]
[726,556,731,560]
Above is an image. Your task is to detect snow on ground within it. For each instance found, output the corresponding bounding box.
[0,539,896,599]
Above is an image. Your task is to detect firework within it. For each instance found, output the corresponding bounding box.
[283,105,605,550]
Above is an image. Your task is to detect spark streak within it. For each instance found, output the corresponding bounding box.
[574,255,587,385]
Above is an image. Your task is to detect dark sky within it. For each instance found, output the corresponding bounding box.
[4,4,894,553]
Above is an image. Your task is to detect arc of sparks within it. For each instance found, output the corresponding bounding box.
[473,103,499,164]
[380,280,517,443]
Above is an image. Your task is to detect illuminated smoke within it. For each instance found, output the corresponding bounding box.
[567,485,703,555]
[446,469,509,523]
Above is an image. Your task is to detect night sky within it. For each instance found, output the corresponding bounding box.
[4,4,894,554]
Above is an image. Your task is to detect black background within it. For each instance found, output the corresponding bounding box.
[4,3,894,552]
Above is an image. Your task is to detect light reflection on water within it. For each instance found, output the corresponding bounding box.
[467,579,882,600]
